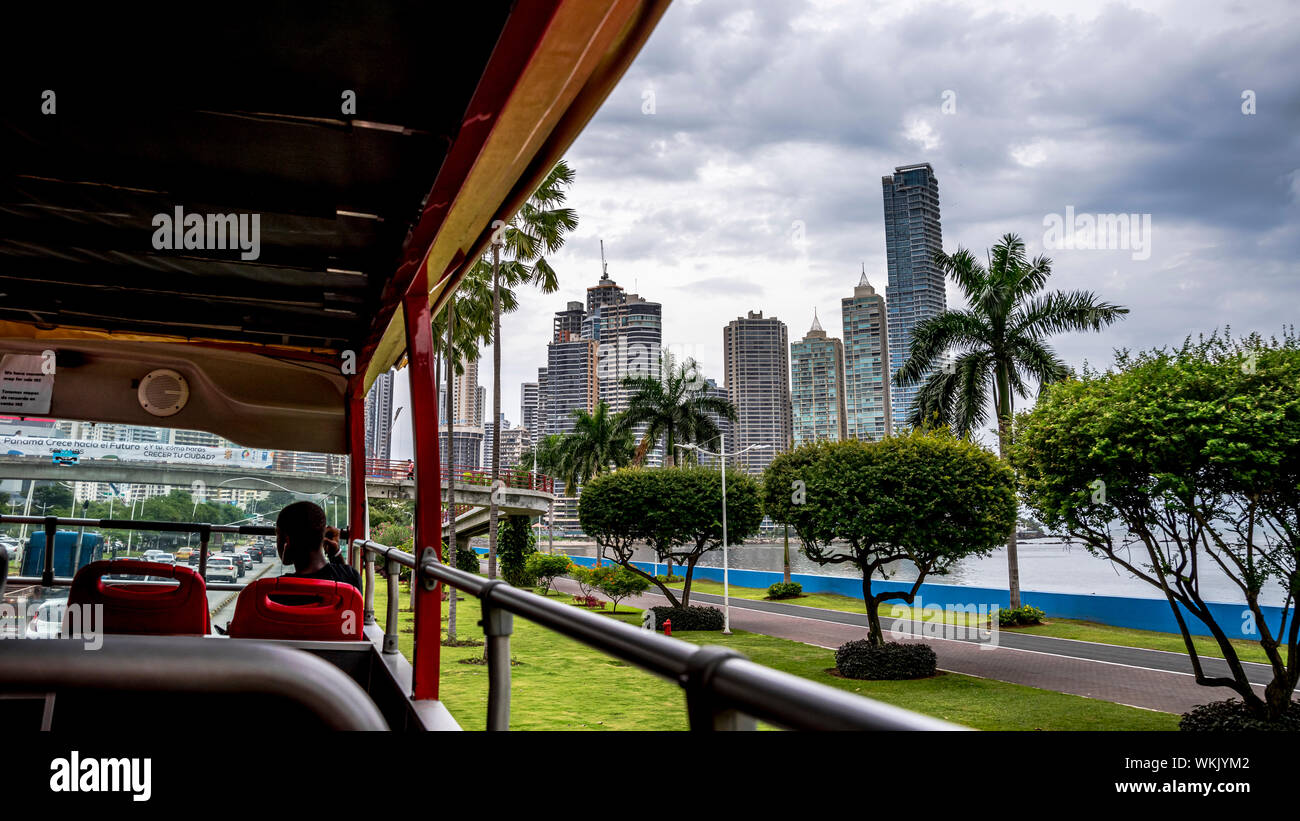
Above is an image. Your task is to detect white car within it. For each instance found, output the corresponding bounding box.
[24,599,66,639]
[149,554,177,567]
[204,556,239,584]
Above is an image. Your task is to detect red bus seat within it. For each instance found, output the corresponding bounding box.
[227,577,363,641]
[67,560,210,636]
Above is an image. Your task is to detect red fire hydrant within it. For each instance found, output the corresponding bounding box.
[663,619,672,637]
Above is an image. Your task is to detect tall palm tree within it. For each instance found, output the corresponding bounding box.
[893,233,1128,607]
[620,351,736,468]
[554,402,635,492]
[464,161,577,579]
[430,267,500,638]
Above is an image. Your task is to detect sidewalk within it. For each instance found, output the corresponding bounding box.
[550,577,1268,715]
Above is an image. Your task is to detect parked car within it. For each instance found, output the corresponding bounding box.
[0,536,21,565]
[204,556,239,584]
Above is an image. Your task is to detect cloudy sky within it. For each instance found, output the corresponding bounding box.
[394,0,1300,457]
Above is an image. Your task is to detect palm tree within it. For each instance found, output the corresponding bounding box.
[553,403,635,492]
[465,161,577,579]
[619,351,736,468]
[431,268,499,640]
[893,233,1128,608]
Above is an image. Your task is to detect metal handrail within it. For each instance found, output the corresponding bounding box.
[355,538,965,732]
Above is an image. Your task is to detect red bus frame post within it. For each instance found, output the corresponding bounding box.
[403,261,444,701]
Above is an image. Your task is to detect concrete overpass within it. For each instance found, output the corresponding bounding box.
[0,456,556,526]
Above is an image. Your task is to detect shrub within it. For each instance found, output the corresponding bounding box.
[525,553,572,594]
[454,544,481,574]
[1179,699,1300,732]
[594,566,651,613]
[766,581,802,600]
[571,565,613,599]
[998,605,1045,627]
[835,640,937,680]
[647,605,724,631]
[498,515,538,588]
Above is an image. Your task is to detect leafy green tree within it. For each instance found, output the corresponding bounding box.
[579,467,762,607]
[893,233,1128,607]
[1012,330,1300,721]
[770,434,1016,645]
[594,565,650,613]
[525,552,572,595]
[31,482,74,516]
[619,350,736,467]
[368,499,413,533]
[553,402,634,493]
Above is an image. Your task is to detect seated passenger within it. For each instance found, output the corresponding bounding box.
[276,502,362,591]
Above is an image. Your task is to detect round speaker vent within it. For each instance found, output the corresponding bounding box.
[138,369,190,417]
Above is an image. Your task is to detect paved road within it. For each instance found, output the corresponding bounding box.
[550,577,1270,715]
[207,555,282,631]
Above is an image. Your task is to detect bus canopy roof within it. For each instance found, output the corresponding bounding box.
[0,1,668,452]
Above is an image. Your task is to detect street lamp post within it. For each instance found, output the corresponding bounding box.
[676,435,768,635]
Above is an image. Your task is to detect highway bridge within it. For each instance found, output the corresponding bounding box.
[0,455,554,536]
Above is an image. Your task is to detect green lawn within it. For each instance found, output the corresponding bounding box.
[370,581,1178,731]
[665,577,1274,664]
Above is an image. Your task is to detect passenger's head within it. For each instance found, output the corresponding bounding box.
[323,526,341,559]
[276,501,327,567]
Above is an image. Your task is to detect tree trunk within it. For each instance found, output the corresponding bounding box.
[445,303,458,643]
[864,577,884,646]
[681,554,701,607]
[488,244,501,581]
[996,364,1021,609]
[783,524,791,584]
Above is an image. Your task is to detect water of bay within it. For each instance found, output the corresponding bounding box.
[557,537,1290,608]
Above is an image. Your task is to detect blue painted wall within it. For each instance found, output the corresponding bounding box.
[548,553,1289,641]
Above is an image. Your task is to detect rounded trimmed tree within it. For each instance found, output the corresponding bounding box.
[766,433,1016,645]
[1012,330,1300,723]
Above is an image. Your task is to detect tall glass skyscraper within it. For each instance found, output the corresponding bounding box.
[882,163,944,430]
[790,310,846,446]
[841,272,891,441]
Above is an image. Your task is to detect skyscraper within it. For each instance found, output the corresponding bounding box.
[791,310,846,445]
[364,370,395,461]
[553,301,585,343]
[545,337,598,436]
[535,368,548,438]
[723,311,792,475]
[882,162,944,430]
[436,354,485,468]
[841,272,892,441]
[520,381,539,437]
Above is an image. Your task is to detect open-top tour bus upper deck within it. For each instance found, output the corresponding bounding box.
[0,1,952,732]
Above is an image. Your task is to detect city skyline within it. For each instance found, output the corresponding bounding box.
[389,0,1299,462]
